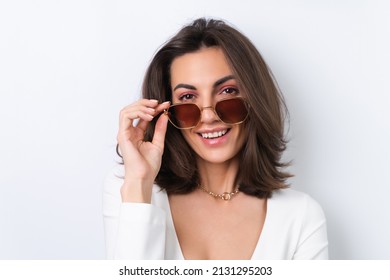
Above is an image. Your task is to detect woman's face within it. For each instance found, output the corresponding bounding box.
[170,47,248,165]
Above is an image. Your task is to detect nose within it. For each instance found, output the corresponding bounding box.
[200,105,219,124]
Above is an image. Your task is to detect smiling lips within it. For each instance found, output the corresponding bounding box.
[200,129,228,139]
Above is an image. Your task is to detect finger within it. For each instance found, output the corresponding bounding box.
[119,98,166,119]
[118,99,168,142]
[132,101,170,131]
[120,105,156,119]
[119,110,153,134]
[141,99,159,107]
[120,110,153,124]
[136,118,149,132]
[152,113,169,151]
[154,101,171,113]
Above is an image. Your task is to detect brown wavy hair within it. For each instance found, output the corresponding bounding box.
[121,18,291,198]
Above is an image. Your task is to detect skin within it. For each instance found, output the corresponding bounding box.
[118,47,266,259]
[170,47,248,193]
[117,99,170,203]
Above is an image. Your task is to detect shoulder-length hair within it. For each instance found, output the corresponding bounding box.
[135,18,290,198]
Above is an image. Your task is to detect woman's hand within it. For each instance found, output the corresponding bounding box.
[117,99,170,203]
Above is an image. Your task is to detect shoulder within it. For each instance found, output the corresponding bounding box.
[262,188,328,259]
[271,188,322,208]
[269,188,325,222]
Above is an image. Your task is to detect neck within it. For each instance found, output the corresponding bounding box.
[196,156,240,194]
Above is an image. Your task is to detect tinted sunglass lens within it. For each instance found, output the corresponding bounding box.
[215,98,248,124]
[169,104,200,128]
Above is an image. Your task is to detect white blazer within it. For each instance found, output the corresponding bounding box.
[103,165,328,259]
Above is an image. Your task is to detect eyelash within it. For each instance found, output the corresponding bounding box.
[221,87,239,95]
[178,93,196,101]
[177,87,239,101]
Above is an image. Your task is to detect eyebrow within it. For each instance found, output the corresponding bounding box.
[173,75,235,91]
[214,75,235,88]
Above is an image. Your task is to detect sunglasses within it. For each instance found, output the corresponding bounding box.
[164,97,249,129]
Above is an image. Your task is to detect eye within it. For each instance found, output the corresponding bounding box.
[221,87,239,95]
[178,93,196,102]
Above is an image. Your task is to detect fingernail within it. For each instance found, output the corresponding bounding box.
[162,101,171,104]
[150,99,159,103]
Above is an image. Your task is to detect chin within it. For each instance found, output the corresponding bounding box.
[194,146,244,165]
[198,154,236,165]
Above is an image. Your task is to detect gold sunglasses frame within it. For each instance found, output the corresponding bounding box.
[163,96,250,130]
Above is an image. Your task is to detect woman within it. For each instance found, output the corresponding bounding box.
[103,18,328,259]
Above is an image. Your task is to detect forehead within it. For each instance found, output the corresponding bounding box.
[170,47,233,86]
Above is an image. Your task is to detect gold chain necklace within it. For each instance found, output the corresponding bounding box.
[198,185,239,201]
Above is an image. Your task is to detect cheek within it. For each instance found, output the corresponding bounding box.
[181,130,196,146]
[235,126,249,147]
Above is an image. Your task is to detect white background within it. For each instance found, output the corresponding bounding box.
[0,0,389,259]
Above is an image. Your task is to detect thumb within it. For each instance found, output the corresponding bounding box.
[152,113,169,151]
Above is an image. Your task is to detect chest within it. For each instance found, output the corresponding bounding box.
[169,194,266,259]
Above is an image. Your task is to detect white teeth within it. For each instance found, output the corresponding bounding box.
[201,129,227,139]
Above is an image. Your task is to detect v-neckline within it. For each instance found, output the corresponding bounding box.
[164,192,271,260]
